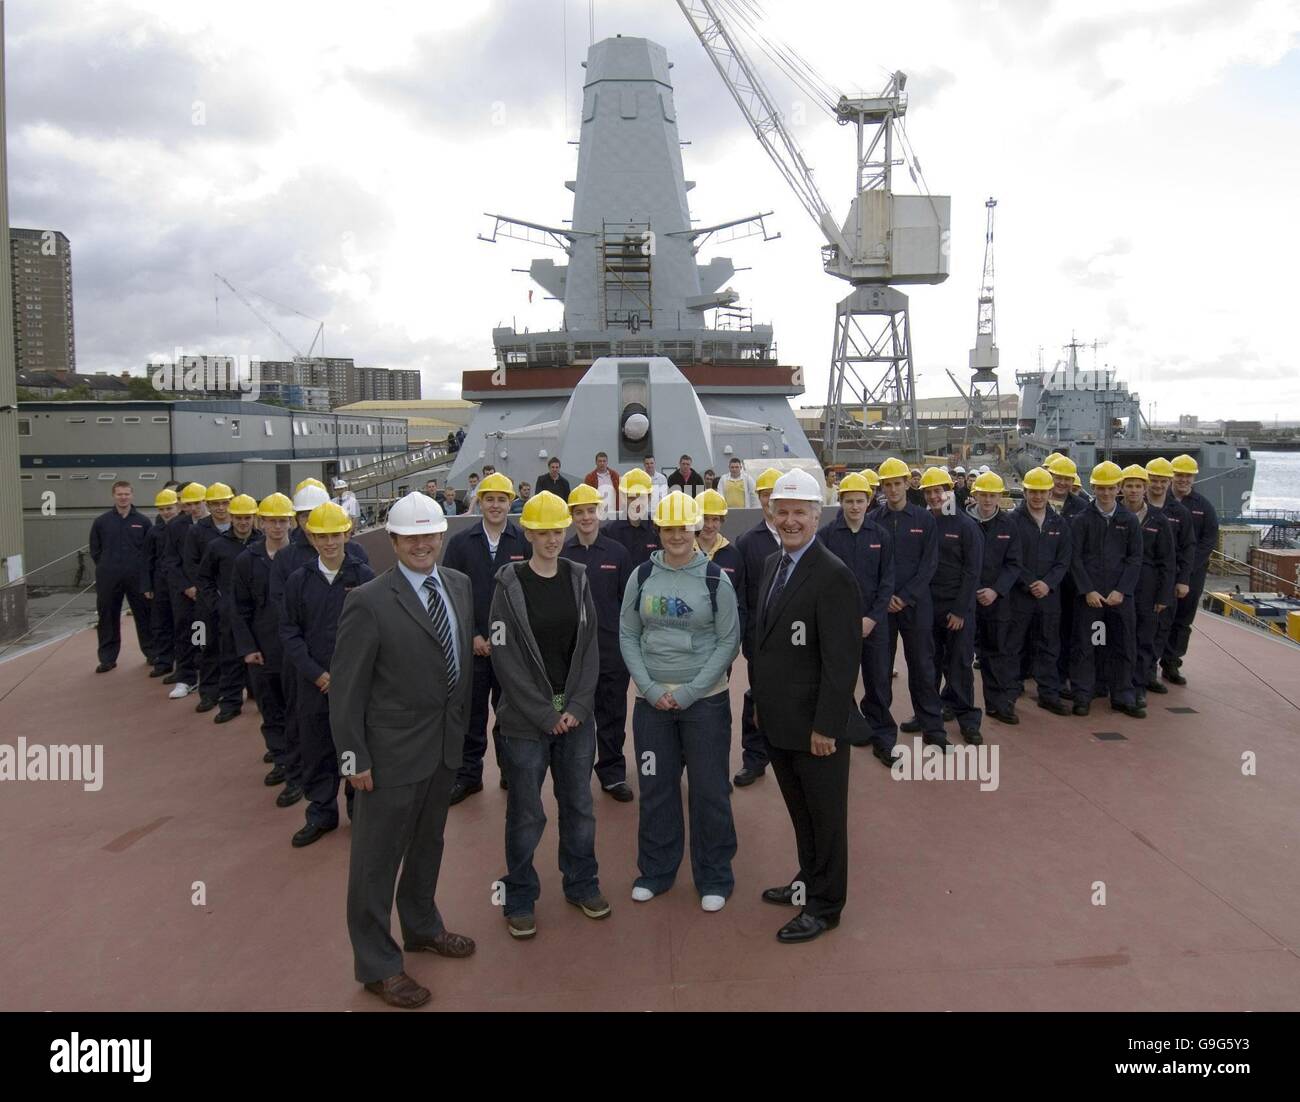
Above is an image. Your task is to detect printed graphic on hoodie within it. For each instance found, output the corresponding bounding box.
[643,593,694,619]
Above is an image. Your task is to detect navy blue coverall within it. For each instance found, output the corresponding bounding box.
[928,509,982,731]
[232,541,295,773]
[817,512,895,746]
[1053,492,1089,691]
[1007,502,1072,704]
[89,506,153,666]
[562,532,633,788]
[161,511,199,685]
[1165,490,1219,671]
[1152,495,1194,671]
[736,518,780,772]
[1133,504,1176,697]
[876,502,946,746]
[1069,503,1143,707]
[603,518,661,569]
[198,526,263,715]
[973,508,1023,715]
[143,515,173,673]
[279,557,375,828]
[184,516,226,704]
[442,520,528,787]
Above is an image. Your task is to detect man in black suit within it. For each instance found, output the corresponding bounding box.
[751,468,862,943]
[329,491,476,1009]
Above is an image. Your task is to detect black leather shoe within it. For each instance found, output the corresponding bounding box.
[213,709,241,724]
[95,662,116,673]
[292,821,336,848]
[762,884,799,906]
[603,782,635,802]
[960,727,982,745]
[149,666,170,678]
[941,707,955,721]
[264,765,286,786]
[900,717,922,733]
[1161,665,1187,686]
[195,698,217,714]
[733,767,764,787]
[449,781,483,806]
[872,745,898,769]
[988,707,1019,725]
[161,671,182,684]
[276,784,304,808]
[777,912,838,943]
[1072,701,1091,716]
[922,736,951,750]
[1038,697,1072,716]
[1146,680,1169,694]
[1059,686,1075,700]
[1112,701,1147,719]
[263,751,275,764]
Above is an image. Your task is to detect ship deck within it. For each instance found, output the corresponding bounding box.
[2,612,1297,1012]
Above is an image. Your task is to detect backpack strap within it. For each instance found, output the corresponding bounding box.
[634,559,655,607]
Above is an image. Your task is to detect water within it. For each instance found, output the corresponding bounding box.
[1248,451,1300,512]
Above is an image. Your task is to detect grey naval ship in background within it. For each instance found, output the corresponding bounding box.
[452,34,816,491]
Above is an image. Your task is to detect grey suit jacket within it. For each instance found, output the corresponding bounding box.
[329,565,474,787]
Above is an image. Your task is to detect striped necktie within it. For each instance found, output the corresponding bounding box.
[765,553,794,622]
[422,575,459,687]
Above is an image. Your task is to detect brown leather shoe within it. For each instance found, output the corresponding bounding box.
[363,971,431,1009]
[403,930,476,958]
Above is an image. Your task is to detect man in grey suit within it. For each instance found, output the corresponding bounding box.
[329,491,476,1009]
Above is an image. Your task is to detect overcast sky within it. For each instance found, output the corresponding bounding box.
[7,0,1300,420]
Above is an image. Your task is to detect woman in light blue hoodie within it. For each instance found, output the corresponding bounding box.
[618,491,741,911]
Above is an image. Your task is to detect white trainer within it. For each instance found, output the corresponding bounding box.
[168,682,193,700]
[631,886,655,902]
[701,895,726,913]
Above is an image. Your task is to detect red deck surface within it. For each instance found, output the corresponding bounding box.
[2,613,1298,1011]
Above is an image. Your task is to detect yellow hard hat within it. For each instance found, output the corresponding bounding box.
[1047,455,1078,477]
[1145,456,1175,478]
[1170,454,1199,475]
[971,470,1006,494]
[228,494,259,515]
[205,482,234,502]
[1073,474,1083,488]
[1119,464,1149,483]
[697,488,729,515]
[258,492,296,518]
[754,467,782,493]
[520,489,572,530]
[295,477,327,493]
[179,482,207,504]
[918,466,953,490]
[154,488,179,507]
[1021,467,1054,491]
[877,456,911,480]
[476,472,516,499]
[1089,460,1124,486]
[836,472,873,495]
[622,469,652,495]
[1044,451,1064,467]
[857,468,880,489]
[305,502,352,534]
[567,483,604,508]
[655,490,702,529]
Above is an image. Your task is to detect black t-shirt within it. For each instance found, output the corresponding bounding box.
[667,469,704,491]
[517,561,578,695]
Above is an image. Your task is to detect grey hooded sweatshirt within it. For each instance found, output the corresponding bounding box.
[489,557,600,739]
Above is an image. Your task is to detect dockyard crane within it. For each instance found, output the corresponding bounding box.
[214,273,325,361]
[675,0,950,460]
[965,197,1007,456]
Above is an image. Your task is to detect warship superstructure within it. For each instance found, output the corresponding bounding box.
[1014,339,1256,516]
[453,35,814,488]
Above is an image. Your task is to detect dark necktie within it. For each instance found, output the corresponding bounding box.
[765,553,794,622]
[422,575,459,687]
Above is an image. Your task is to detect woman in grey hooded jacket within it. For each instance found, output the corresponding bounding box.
[619,491,741,912]
[489,491,605,940]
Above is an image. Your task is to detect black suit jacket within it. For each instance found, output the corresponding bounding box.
[751,539,865,751]
[329,566,474,786]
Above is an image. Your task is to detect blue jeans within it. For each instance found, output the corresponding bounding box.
[500,720,600,917]
[632,691,736,898]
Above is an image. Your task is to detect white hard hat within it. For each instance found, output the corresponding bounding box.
[386,490,448,535]
[953,465,966,474]
[769,468,822,502]
[292,485,330,512]
[333,478,348,490]
[980,464,991,473]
